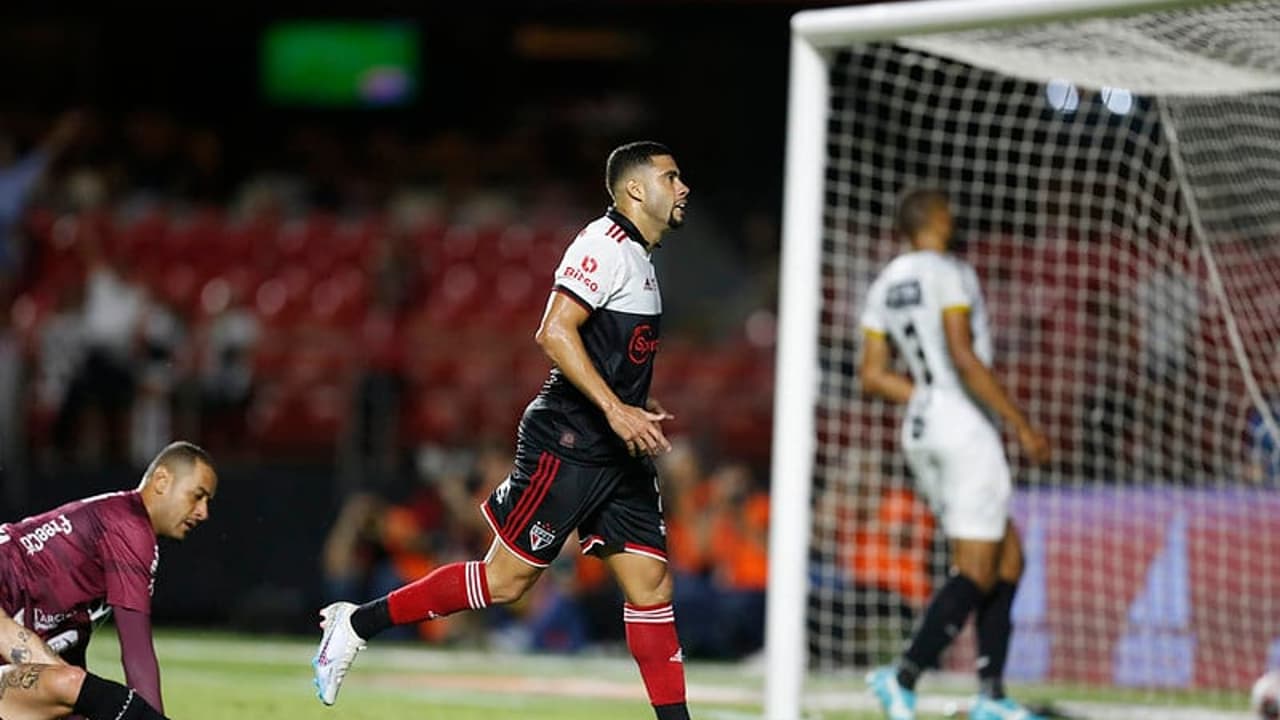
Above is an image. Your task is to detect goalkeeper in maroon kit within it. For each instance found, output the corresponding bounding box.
[0,441,217,720]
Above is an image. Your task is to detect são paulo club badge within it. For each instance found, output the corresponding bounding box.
[529,522,557,552]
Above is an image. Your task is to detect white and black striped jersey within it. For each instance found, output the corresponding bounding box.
[519,208,662,464]
[860,250,993,401]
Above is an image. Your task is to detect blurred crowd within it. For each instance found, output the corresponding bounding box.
[318,437,773,659]
[0,109,777,471]
[0,109,783,658]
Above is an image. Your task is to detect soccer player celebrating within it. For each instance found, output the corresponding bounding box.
[0,440,217,717]
[859,190,1050,720]
[0,611,174,720]
[313,141,693,720]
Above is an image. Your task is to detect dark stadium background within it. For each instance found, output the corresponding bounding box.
[0,2,850,636]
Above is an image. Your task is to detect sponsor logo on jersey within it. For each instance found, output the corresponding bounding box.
[32,607,75,632]
[628,324,660,364]
[529,522,556,552]
[643,276,658,292]
[886,279,923,308]
[561,264,599,294]
[559,431,576,448]
[580,256,599,274]
[19,514,73,556]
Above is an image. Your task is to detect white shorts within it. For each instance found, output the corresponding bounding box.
[901,389,1011,541]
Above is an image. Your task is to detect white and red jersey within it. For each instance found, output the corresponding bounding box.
[519,207,662,464]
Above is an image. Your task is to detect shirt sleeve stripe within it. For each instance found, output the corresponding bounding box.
[552,284,594,312]
[862,327,886,338]
[942,304,971,313]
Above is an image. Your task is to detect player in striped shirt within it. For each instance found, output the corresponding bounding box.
[860,190,1049,720]
[313,141,693,720]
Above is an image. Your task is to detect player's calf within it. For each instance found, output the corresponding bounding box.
[0,664,170,720]
[72,667,172,720]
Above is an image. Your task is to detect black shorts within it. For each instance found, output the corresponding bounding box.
[481,447,667,568]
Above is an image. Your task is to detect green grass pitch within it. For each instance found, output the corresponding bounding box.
[81,628,1248,719]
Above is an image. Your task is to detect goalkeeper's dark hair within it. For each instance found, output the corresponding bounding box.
[144,440,215,481]
[896,188,950,240]
[606,141,673,201]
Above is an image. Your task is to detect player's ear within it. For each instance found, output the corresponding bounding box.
[150,465,173,494]
[624,175,644,203]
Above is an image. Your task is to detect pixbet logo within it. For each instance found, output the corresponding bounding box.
[628,324,660,364]
[19,514,73,556]
[562,264,599,294]
[580,256,598,274]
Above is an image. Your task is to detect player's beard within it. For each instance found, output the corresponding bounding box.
[667,206,685,229]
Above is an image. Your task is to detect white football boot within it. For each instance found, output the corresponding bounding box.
[311,601,367,705]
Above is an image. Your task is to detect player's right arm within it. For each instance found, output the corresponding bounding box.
[0,610,65,666]
[942,308,1050,463]
[114,606,163,712]
[535,292,672,457]
[858,274,915,404]
[859,330,915,404]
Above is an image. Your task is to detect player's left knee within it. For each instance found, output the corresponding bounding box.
[622,561,675,604]
[42,664,87,710]
[633,567,674,606]
[998,540,1025,582]
[999,564,1024,585]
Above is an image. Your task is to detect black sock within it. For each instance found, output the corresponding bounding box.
[73,671,169,720]
[654,702,691,720]
[349,597,392,640]
[899,574,984,690]
[976,580,1017,699]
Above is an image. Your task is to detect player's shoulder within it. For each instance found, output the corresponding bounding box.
[881,250,945,276]
[568,215,630,253]
[904,250,975,281]
[74,490,148,526]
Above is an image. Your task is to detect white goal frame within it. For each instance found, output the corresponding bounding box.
[764,1,1241,718]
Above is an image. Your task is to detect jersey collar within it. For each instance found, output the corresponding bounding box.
[606,207,658,251]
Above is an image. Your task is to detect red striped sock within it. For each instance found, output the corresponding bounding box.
[624,602,688,709]
[387,561,490,625]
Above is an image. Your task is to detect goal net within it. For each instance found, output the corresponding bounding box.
[767,0,1280,716]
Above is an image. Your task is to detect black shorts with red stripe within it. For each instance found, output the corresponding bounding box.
[481,445,667,568]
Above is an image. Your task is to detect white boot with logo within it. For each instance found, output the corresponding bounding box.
[311,602,367,705]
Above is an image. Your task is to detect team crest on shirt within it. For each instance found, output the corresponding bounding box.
[529,522,557,552]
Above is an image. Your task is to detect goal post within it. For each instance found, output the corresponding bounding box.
[766,1,1280,717]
